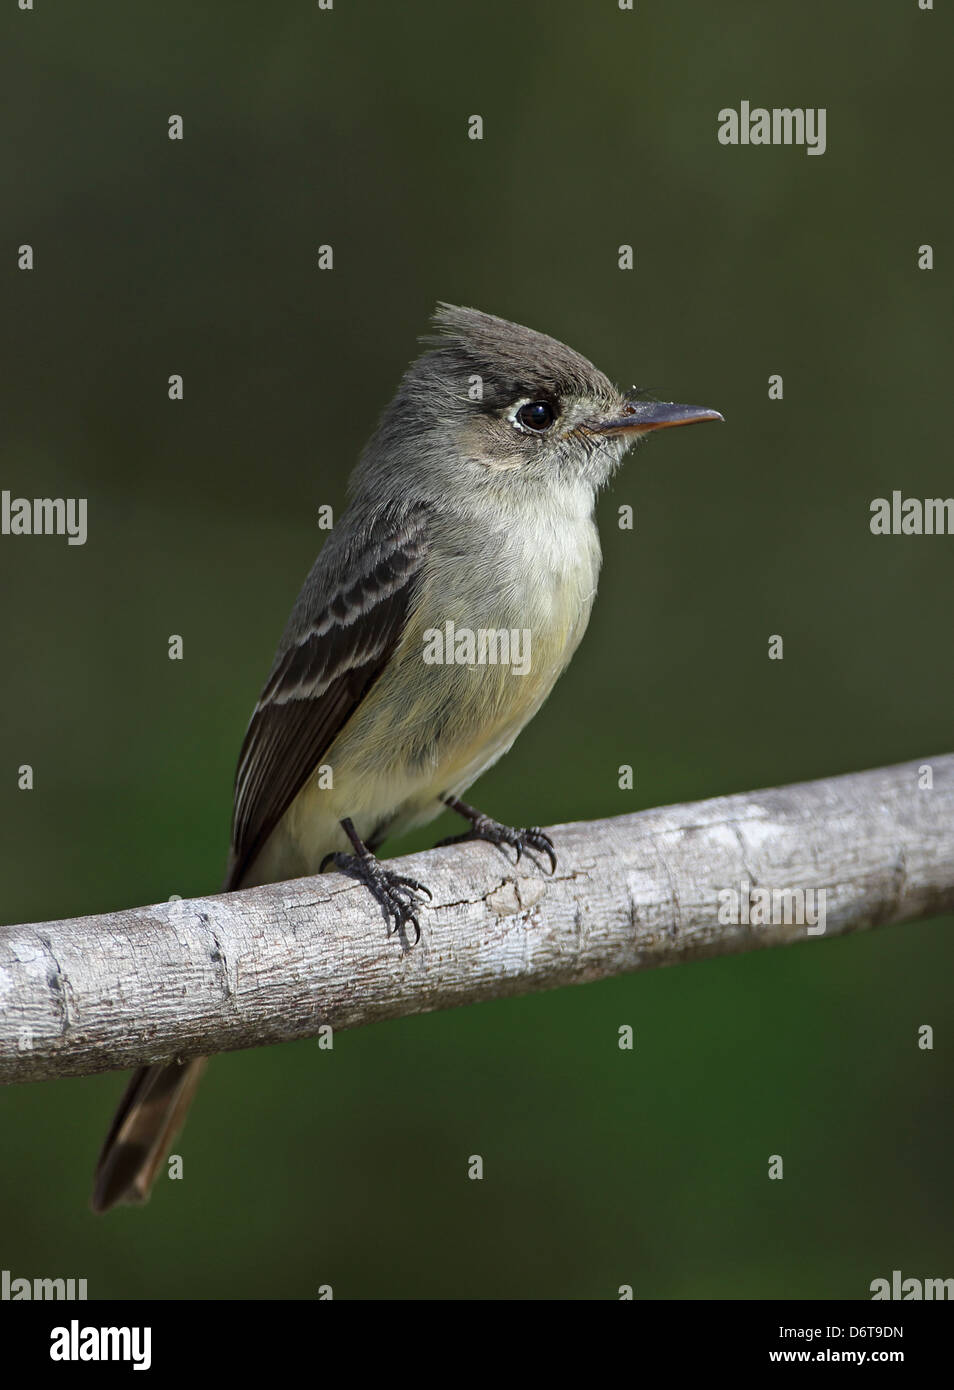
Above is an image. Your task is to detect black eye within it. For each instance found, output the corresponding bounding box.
[515,400,556,432]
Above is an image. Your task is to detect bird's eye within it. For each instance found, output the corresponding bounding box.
[515,400,556,432]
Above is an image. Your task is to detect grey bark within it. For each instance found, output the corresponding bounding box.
[1,756,951,1085]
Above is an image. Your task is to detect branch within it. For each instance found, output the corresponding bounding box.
[2,756,952,1085]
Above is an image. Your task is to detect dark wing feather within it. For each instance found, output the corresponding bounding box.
[225,505,430,889]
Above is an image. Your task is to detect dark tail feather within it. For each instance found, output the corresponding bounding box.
[92,861,240,1213]
[90,1058,207,1213]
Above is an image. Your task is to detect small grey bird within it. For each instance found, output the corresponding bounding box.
[91,304,722,1211]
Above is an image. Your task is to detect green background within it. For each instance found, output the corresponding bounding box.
[1,0,951,1299]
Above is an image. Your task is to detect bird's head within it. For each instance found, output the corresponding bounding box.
[356,303,722,503]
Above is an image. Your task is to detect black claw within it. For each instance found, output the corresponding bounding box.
[436,816,557,874]
[392,874,433,900]
[524,829,557,874]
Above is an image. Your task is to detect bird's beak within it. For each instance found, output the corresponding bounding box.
[587,400,724,436]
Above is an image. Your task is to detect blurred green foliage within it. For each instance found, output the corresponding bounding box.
[1,0,950,1298]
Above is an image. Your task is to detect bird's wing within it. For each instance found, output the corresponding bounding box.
[225,504,430,889]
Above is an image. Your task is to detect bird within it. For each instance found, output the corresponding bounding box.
[90,303,722,1212]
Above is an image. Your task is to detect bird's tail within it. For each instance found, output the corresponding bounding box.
[92,858,247,1213]
[90,1058,207,1213]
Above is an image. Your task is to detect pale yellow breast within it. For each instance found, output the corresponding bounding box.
[246,496,602,882]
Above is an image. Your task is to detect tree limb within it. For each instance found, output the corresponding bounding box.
[2,756,951,1085]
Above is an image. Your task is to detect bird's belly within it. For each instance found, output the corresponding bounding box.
[250,518,600,882]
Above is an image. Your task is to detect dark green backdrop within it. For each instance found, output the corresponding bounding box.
[1,0,950,1298]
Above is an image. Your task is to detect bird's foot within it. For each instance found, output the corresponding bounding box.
[437,799,557,873]
[322,818,431,950]
[326,853,432,949]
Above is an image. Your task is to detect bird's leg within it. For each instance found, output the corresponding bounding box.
[321,817,432,950]
[436,796,557,873]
